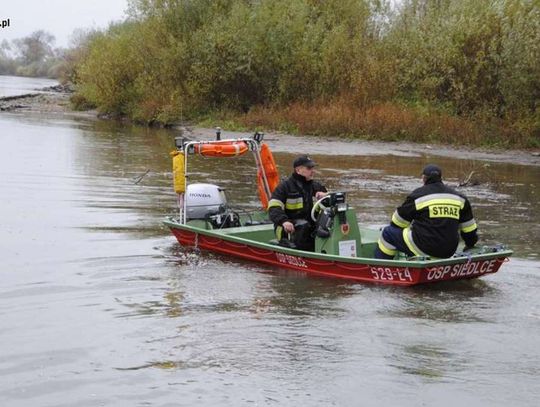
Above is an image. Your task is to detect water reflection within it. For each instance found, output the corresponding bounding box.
[384,280,498,323]
[158,249,355,318]
[111,244,360,374]
[391,344,460,380]
[262,273,355,317]
[2,90,540,407]
[54,115,540,258]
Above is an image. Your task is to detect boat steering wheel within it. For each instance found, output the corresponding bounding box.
[311,195,330,222]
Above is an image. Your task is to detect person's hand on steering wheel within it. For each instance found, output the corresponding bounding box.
[311,194,331,221]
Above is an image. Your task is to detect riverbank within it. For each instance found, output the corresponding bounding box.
[2,89,539,166]
[180,126,540,167]
[0,85,97,119]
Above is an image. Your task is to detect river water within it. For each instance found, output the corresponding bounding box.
[0,76,539,407]
[0,75,58,98]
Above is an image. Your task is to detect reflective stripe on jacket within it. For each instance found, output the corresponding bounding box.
[268,172,327,227]
[391,180,478,258]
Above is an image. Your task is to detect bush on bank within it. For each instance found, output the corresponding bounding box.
[72,0,540,147]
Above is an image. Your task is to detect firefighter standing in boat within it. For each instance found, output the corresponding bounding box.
[268,155,327,251]
[375,164,478,259]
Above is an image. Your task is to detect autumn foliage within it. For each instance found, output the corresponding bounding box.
[71,0,540,147]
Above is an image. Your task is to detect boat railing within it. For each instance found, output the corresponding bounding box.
[173,132,272,225]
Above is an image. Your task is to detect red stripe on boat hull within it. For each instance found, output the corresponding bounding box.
[170,228,506,286]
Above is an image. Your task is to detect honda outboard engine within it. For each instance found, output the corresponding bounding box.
[185,183,240,228]
[186,183,227,219]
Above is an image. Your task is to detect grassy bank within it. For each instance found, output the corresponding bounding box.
[70,0,540,148]
[199,99,533,148]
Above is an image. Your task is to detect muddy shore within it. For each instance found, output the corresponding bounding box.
[2,89,539,166]
[0,85,97,120]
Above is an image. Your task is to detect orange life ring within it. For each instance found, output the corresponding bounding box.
[257,143,280,209]
[193,141,249,157]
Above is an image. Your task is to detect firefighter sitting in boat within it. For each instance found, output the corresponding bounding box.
[268,155,328,251]
[375,164,478,259]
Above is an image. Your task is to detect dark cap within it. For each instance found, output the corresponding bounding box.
[293,155,316,168]
[422,164,442,180]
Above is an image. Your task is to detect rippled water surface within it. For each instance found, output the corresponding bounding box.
[1,77,539,407]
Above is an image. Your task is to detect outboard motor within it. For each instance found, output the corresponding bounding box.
[186,183,227,219]
[185,183,240,228]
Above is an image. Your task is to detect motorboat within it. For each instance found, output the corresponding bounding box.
[164,132,512,286]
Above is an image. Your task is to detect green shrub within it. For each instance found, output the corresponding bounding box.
[69,0,539,147]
